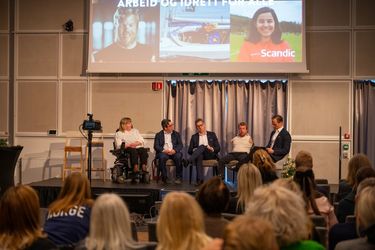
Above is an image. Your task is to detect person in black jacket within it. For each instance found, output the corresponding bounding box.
[265,114,291,162]
[154,119,183,184]
[188,118,220,186]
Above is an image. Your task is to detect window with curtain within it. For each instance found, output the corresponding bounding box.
[354,80,375,167]
[164,79,288,156]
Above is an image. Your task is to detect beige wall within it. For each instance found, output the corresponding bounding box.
[1,0,375,183]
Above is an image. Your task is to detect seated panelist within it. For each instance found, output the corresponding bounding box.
[114,117,148,173]
[188,118,220,186]
[153,119,183,184]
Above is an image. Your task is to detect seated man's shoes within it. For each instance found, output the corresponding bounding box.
[174,178,182,184]
[161,176,171,185]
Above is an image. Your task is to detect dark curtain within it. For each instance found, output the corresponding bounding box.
[354,80,375,167]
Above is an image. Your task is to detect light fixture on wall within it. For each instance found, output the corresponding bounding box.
[63,19,74,32]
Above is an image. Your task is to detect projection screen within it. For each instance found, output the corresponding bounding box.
[88,0,306,73]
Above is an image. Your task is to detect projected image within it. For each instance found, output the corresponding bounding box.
[230,1,302,62]
[91,0,159,62]
[159,3,230,61]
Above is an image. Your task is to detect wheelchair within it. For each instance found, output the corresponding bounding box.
[110,142,150,184]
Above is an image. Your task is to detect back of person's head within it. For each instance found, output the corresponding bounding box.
[247,7,282,44]
[0,185,44,250]
[236,163,262,212]
[293,166,321,215]
[161,118,171,130]
[196,176,230,215]
[87,193,136,250]
[223,215,279,250]
[157,192,210,250]
[49,172,93,213]
[295,150,313,169]
[355,186,375,242]
[357,177,375,195]
[246,185,311,248]
[354,167,375,191]
[252,149,276,172]
[346,153,372,186]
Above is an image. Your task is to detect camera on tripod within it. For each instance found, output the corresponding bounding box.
[82,113,102,131]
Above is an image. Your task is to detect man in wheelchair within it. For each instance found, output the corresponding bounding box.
[111,117,150,184]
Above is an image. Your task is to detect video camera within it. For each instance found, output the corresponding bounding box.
[82,113,102,131]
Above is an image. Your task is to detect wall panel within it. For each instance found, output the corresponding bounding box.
[0,0,9,31]
[62,34,87,77]
[355,31,375,77]
[0,34,8,77]
[17,81,57,132]
[62,81,87,132]
[91,81,162,134]
[291,81,351,136]
[354,0,375,26]
[306,31,351,77]
[17,34,59,77]
[17,0,86,31]
[0,81,8,132]
[306,0,350,27]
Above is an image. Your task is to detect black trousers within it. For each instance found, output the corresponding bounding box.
[189,145,217,181]
[124,147,148,167]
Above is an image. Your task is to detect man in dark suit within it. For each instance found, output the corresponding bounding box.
[265,115,292,162]
[188,119,220,186]
[154,119,183,184]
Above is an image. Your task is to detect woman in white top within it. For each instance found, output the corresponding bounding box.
[115,117,148,172]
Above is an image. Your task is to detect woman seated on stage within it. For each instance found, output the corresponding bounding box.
[0,185,57,250]
[115,117,148,173]
[43,172,93,247]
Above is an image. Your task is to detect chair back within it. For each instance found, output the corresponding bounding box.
[310,215,327,227]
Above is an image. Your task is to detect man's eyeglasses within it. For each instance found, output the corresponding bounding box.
[196,123,204,127]
[167,123,174,127]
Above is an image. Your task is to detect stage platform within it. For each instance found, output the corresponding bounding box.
[30,178,237,216]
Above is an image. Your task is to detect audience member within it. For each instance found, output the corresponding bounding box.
[252,149,278,183]
[337,153,372,201]
[115,117,148,172]
[335,186,375,250]
[246,185,324,250]
[222,215,279,250]
[188,118,220,186]
[337,166,375,223]
[196,176,230,238]
[0,185,57,250]
[157,192,212,250]
[76,193,145,250]
[293,167,338,229]
[227,163,262,214]
[218,122,253,178]
[295,150,313,169]
[154,119,183,184]
[329,177,375,250]
[43,173,93,247]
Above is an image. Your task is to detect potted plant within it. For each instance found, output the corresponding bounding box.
[0,139,23,197]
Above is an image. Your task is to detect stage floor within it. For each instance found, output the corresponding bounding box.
[30,178,237,215]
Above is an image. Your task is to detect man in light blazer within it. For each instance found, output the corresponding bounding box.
[188,119,220,186]
[154,119,183,184]
[266,114,292,162]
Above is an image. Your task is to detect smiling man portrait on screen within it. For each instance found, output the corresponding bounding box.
[93,7,155,62]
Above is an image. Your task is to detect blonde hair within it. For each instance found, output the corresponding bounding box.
[157,192,211,250]
[119,117,132,132]
[236,163,262,212]
[272,178,303,196]
[252,149,276,172]
[223,215,278,250]
[346,154,372,186]
[0,185,45,250]
[49,172,93,213]
[356,186,375,231]
[246,185,311,247]
[86,193,138,250]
